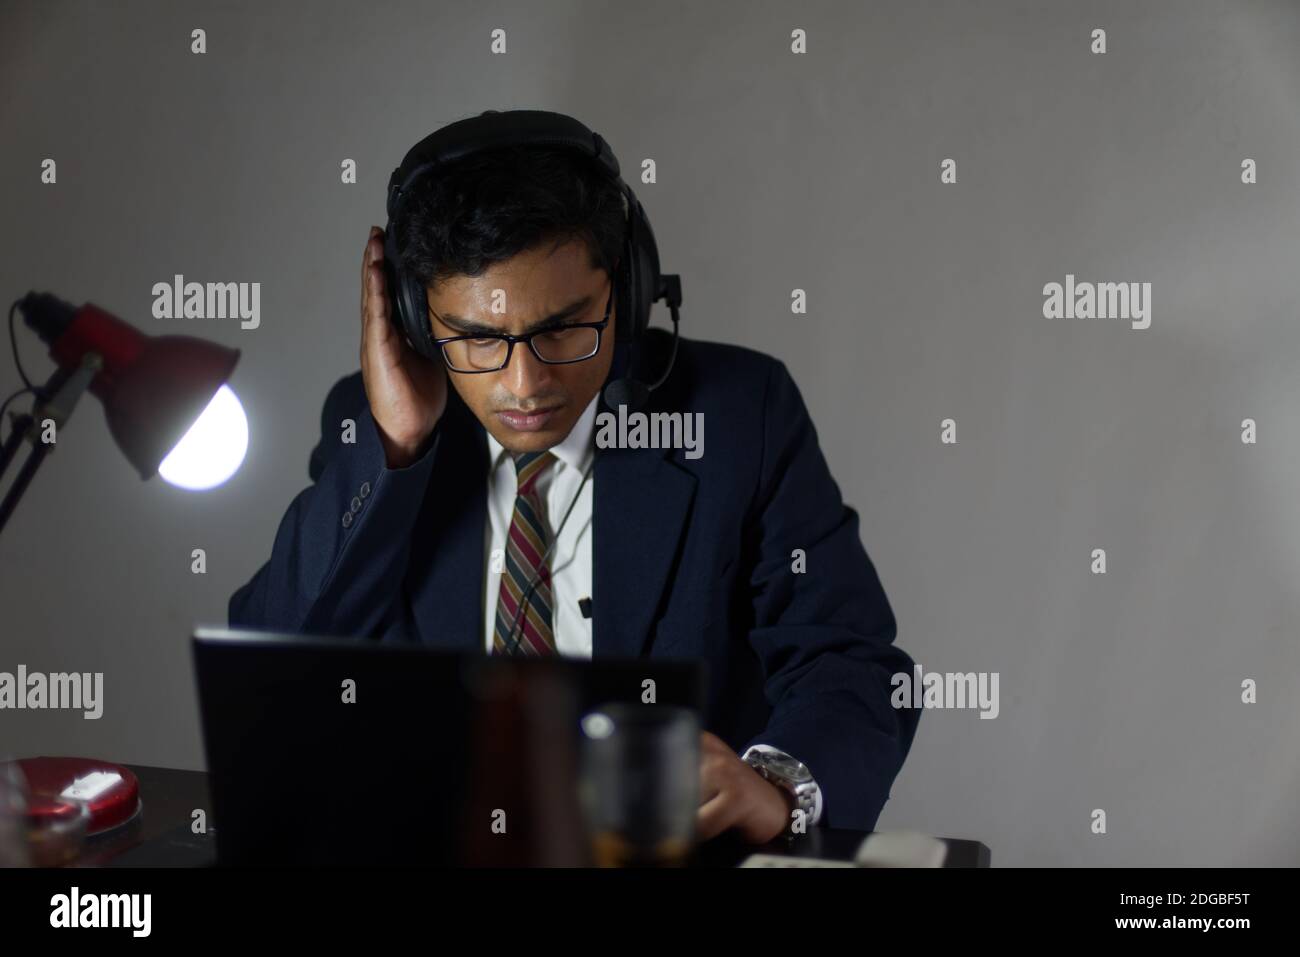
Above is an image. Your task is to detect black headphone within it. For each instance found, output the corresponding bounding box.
[382,109,683,411]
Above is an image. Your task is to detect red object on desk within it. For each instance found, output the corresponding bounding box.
[16,757,141,835]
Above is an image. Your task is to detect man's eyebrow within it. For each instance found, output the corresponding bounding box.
[435,294,594,335]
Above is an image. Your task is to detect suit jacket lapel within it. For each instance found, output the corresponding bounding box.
[592,440,698,659]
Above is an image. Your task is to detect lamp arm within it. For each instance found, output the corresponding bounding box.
[0,352,101,537]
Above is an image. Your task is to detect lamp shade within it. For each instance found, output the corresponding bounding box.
[40,301,241,480]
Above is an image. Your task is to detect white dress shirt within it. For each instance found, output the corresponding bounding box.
[479,393,823,827]
[482,394,597,657]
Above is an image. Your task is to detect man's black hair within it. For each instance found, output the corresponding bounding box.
[394,143,628,292]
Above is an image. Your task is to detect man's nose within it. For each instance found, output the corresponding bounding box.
[503,341,554,400]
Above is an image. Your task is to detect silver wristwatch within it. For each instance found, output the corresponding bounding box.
[742,749,819,831]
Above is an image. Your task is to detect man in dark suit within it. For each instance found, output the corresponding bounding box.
[228,143,919,843]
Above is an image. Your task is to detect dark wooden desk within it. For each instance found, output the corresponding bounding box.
[87,765,989,868]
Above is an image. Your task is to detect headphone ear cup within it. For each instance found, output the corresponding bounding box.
[611,189,634,343]
[400,275,437,358]
[382,228,438,360]
[614,244,635,343]
[380,228,406,341]
[627,198,660,341]
[632,239,655,340]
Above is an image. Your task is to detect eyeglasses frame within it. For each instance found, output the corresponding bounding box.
[428,275,615,374]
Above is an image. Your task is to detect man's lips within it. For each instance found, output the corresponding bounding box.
[496,406,562,432]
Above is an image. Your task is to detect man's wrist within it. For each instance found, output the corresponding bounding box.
[378,425,435,470]
[741,744,822,830]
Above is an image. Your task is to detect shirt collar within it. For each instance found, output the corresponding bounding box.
[485,392,599,475]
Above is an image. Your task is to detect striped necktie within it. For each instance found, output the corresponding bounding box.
[493,450,559,656]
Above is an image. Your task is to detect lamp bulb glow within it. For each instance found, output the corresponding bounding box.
[157,384,248,490]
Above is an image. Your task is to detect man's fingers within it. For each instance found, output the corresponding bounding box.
[696,754,728,837]
[696,791,735,842]
[699,731,729,754]
[363,255,395,357]
[361,227,380,308]
[361,227,387,321]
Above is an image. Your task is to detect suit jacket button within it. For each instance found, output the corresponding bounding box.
[342,511,353,528]
[350,496,362,513]
[359,481,371,499]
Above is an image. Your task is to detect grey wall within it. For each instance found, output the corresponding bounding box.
[2,0,1296,866]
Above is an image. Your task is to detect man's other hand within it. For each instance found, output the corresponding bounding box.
[696,730,795,844]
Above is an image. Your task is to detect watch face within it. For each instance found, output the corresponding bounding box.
[763,753,811,784]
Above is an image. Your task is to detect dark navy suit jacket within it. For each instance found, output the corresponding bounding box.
[228,329,920,830]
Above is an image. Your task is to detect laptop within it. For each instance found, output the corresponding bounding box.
[188,626,706,866]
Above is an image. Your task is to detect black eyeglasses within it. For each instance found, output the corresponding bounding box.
[430,277,614,374]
